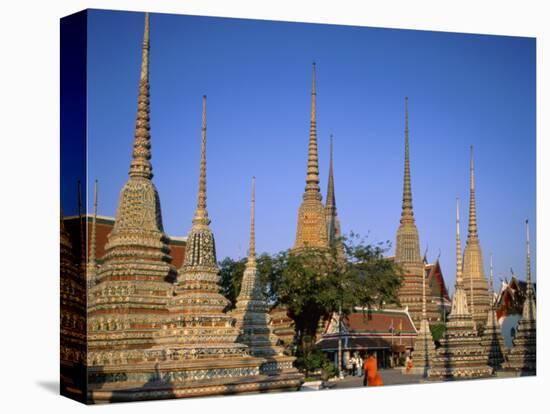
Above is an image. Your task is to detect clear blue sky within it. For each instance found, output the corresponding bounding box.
[79,9,536,293]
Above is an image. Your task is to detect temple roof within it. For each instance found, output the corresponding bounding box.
[323,308,417,336]
[63,215,187,268]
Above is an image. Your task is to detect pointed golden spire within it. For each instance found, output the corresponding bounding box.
[247,176,256,266]
[89,179,98,268]
[467,146,478,239]
[304,62,321,201]
[192,95,210,226]
[129,12,153,179]
[325,134,337,244]
[401,97,414,224]
[455,198,463,287]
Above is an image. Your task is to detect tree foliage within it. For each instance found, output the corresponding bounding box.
[218,233,403,358]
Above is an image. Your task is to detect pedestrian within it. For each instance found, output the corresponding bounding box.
[350,355,357,376]
[405,355,414,373]
[363,352,384,386]
[357,354,363,376]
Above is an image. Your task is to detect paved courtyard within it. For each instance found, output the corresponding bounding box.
[326,368,424,389]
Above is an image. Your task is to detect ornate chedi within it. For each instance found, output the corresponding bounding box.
[232,177,301,377]
[87,13,177,395]
[411,266,436,376]
[394,98,439,325]
[293,62,329,251]
[502,220,536,375]
[60,209,87,401]
[462,147,489,329]
[150,96,302,399]
[272,63,331,347]
[480,254,507,371]
[428,199,492,380]
[153,95,259,372]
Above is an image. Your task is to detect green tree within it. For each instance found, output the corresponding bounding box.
[219,233,403,362]
[278,234,403,358]
[218,253,284,309]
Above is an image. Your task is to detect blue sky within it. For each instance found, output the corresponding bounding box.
[76,9,535,292]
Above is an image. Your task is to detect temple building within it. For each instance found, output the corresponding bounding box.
[427,200,492,380]
[393,98,440,325]
[232,177,300,376]
[495,274,535,348]
[480,255,508,371]
[462,147,490,329]
[502,220,536,375]
[317,308,417,369]
[424,258,452,321]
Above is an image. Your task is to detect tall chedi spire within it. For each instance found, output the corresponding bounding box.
[462,146,489,329]
[152,97,305,397]
[87,14,176,388]
[294,63,328,250]
[503,220,536,375]
[325,134,343,249]
[232,178,301,376]
[481,254,508,370]
[157,95,245,348]
[428,199,492,380]
[395,97,426,325]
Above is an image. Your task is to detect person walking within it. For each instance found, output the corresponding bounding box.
[363,353,384,386]
[357,354,363,377]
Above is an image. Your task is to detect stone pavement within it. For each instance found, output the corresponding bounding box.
[327,368,424,389]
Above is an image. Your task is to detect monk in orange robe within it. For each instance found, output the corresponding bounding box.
[363,354,384,386]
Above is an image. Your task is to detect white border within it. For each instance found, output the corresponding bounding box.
[0,1,547,413]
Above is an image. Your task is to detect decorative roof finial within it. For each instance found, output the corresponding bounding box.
[455,198,463,287]
[192,95,210,226]
[248,176,256,266]
[401,97,414,223]
[304,62,321,200]
[129,12,153,179]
